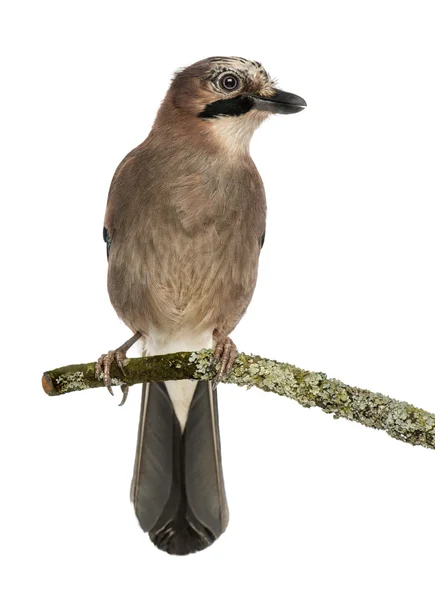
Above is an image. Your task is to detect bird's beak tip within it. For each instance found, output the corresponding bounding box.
[252,90,307,115]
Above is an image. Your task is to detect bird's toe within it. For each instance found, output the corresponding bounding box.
[213,336,238,384]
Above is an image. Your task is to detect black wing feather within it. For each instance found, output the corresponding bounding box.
[260,230,266,249]
[103,226,111,260]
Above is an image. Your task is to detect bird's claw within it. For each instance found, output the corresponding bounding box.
[95,332,141,403]
[212,336,238,387]
[118,383,129,407]
[115,351,127,377]
[95,348,128,401]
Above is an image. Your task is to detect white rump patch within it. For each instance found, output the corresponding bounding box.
[145,328,214,431]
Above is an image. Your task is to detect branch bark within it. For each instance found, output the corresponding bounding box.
[42,350,435,451]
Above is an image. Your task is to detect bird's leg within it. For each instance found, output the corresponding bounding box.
[95,331,142,402]
[212,333,238,386]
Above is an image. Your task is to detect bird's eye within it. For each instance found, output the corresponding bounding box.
[219,73,240,91]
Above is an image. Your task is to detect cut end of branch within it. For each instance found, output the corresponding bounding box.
[42,372,55,396]
[40,350,435,452]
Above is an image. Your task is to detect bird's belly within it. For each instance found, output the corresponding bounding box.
[109,236,260,337]
[149,245,258,333]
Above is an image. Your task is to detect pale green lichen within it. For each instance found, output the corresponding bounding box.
[44,349,435,451]
[94,372,125,387]
[190,349,215,380]
[211,352,435,449]
[55,372,88,394]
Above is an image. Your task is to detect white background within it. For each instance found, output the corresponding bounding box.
[1,1,434,598]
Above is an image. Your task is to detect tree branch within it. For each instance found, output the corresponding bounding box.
[42,349,435,450]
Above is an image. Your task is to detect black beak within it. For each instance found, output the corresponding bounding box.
[252,89,307,114]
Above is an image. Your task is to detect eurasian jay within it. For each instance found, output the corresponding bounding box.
[96,56,306,554]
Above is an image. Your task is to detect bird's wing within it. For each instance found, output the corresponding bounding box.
[260,229,266,249]
[102,150,140,261]
[103,226,111,260]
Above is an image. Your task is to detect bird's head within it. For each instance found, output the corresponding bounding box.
[154,56,306,155]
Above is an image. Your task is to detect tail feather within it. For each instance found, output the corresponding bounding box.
[131,380,228,555]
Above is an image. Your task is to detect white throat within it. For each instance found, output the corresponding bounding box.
[211,111,268,155]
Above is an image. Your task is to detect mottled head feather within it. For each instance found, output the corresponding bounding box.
[153,56,276,154]
[173,56,276,99]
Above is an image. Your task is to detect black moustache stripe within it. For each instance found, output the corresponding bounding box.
[198,95,254,118]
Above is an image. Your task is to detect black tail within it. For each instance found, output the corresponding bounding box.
[130,381,229,555]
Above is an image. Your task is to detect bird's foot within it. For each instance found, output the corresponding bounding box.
[94,331,142,404]
[212,336,238,388]
[95,348,128,397]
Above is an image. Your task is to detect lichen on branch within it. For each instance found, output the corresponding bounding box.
[41,349,435,451]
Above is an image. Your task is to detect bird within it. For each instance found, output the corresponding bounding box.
[96,56,306,555]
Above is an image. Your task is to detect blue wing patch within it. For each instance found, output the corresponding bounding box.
[103,226,111,260]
